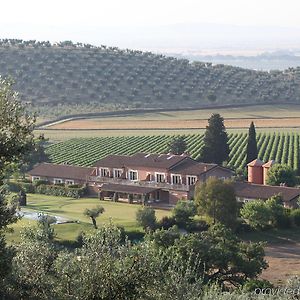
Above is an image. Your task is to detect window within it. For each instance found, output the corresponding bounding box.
[187,175,197,185]
[113,168,123,178]
[100,168,110,177]
[155,173,165,183]
[32,176,40,181]
[54,178,63,184]
[65,179,75,185]
[171,174,182,185]
[128,170,138,181]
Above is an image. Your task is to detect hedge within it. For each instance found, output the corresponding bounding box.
[6,181,35,193]
[36,184,86,198]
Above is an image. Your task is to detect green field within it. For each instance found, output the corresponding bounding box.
[46,131,300,172]
[6,194,170,243]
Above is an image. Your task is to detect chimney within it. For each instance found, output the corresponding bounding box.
[262,160,275,185]
[247,159,264,184]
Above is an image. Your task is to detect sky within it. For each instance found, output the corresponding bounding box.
[1,0,300,53]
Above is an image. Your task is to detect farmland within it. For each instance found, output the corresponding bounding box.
[46,131,300,172]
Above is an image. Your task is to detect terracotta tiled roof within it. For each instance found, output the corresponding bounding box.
[234,182,300,202]
[28,163,94,181]
[100,183,160,195]
[247,159,264,167]
[170,159,217,175]
[262,160,276,168]
[93,152,188,170]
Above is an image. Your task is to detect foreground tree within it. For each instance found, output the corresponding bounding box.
[0,77,35,176]
[0,77,35,295]
[266,164,297,187]
[199,114,230,164]
[246,121,258,164]
[151,223,267,287]
[167,136,187,155]
[194,177,238,229]
[84,206,105,229]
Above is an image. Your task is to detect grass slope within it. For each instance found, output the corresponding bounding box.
[0,39,299,118]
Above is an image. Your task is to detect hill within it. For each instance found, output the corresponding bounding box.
[0,39,300,118]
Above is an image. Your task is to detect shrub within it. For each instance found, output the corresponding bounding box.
[186,220,209,232]
[291,209,300,226]
[68,184,82,188]
[157,216,176,229]
[172,200,196,228]
[136,207,157,231]
[242,279,273,292]
[6,181,22,192]
[36,184,86,198]
[19,182,35,193]
[33,180,50,187]
[240,200,272,230]
[276,210,292,229]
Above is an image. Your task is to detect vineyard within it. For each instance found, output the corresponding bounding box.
[46,132,300,172]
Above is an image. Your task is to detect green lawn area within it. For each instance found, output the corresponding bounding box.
[6,194,171,244]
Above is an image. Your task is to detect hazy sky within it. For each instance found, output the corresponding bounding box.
[2,0,300,27]
[1,0,300,52]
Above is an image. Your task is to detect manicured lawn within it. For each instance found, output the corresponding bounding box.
[6,193,171,243]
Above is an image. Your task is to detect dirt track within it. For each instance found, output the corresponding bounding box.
[261,243,300,285]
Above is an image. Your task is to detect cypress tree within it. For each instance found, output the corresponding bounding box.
[199,114,230,165]
[246,122,258,164]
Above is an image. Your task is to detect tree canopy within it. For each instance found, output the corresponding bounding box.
[266,164,297,187]
[199,114,230,165]
[0,78,35,293]
[194,177,238,229]
[167,136,187,155]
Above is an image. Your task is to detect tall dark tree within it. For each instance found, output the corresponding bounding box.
[246,122,258,164]
[168,136,187,155]
[199,114,230,164]
[0,77,35,294]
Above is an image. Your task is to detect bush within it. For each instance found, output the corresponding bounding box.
[68,184,82,188]
[6,181,23,192]
[276,209,292,229]
[172,200,196,228]
[235,219,253,234]
[36,184,86,198]
[19,182,35,193]
[186,220,209,232]
[33,180,49,187]
[240,200,272,230]
[291,209,300,226]
[136,207,157,231]
[242,279,273,292]
[124,230,145,243]
[157,216,176,229]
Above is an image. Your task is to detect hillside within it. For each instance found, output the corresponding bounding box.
[0,39,300,117]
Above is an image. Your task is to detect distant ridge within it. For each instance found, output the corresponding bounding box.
[0,39,299,117]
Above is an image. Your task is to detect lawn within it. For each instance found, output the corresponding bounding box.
[6,194,171,244]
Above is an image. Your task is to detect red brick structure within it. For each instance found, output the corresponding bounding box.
[247,159,264,184]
